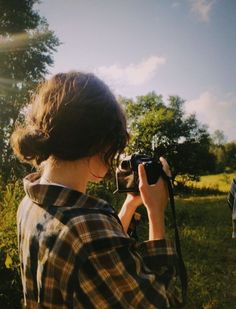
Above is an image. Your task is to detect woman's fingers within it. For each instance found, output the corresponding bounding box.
[138,157,171,188]
[138,163,148,187]
[159,156,171,177]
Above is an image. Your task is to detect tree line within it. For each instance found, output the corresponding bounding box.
[120,94,236,182]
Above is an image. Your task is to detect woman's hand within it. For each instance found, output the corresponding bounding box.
[138,157,171,240]
[124,157,171,211]
[123,193,143,210]
[138,157,170,212]
[119,157,171,237]
[118,193,142,233]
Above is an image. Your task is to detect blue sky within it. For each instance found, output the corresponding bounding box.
[37,0,236,141]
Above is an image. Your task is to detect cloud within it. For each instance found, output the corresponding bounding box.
[94,56,166,95]
[185,91,236,141]
[189,0,215,22]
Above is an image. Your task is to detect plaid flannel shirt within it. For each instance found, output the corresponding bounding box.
[17,173,179,308]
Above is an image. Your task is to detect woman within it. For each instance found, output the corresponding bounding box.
[11,72,179,308]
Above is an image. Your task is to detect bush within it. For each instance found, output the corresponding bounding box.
[87,175,126,210]
[0,179,24,308]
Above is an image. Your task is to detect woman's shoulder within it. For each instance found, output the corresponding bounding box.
[68,207,126,243]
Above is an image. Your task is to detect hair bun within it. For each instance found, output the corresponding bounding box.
[11,127,51,165]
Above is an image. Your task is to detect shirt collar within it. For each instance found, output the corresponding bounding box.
[23,172,113,212]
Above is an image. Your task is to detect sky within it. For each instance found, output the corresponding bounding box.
[36,0,236,141]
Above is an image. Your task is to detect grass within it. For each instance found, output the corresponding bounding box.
[174,195,236,308]
[136,173,236,309]
[139,196,236,308]
[185,172,235,193]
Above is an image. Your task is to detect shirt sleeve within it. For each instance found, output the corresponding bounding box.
[75,213,180,308]
[137,239,177,271]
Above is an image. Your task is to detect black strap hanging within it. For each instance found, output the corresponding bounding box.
[167,177,188,306]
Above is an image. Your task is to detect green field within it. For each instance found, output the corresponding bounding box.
[137,173,236,308]
[186,172,235,193]
[174,173,236,308]
[137,194,236,308]
[174,195,236,308]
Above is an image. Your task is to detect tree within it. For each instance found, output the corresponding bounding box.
[210,129,236,173]
[224,142,236,172]
[120,93,215,182]
[0,0,59,182]
[212,129,227,146]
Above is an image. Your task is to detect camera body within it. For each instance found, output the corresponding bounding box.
[116,154,163,193]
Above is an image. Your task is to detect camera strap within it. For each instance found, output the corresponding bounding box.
[166,177,188,306]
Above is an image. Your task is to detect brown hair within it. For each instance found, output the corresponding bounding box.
[11,72,128,166]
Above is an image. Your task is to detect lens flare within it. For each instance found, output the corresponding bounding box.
[0,31,49,95]
[0,31,49,52]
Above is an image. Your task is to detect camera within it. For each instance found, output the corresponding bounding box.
[115,154,164,193]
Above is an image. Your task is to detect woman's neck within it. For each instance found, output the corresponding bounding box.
[40,158,89,193]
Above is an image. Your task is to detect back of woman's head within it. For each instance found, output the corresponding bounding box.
[11,72,128,166]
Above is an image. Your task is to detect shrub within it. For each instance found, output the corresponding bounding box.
[0,179,24,308]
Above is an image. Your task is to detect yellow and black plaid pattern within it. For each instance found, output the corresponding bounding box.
[17,173,179,308]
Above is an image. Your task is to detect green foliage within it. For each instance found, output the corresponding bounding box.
[210,145,226,173]
[191,172,235,193]
[120,93,215,181]
[87,172,126,210]
[211,130,227,146]
[175,172,235,195]
[0,179,24,308]
[0,0,60,183]
[87,178,116,204]
[210,142,236,173]
[224,142,236,171]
